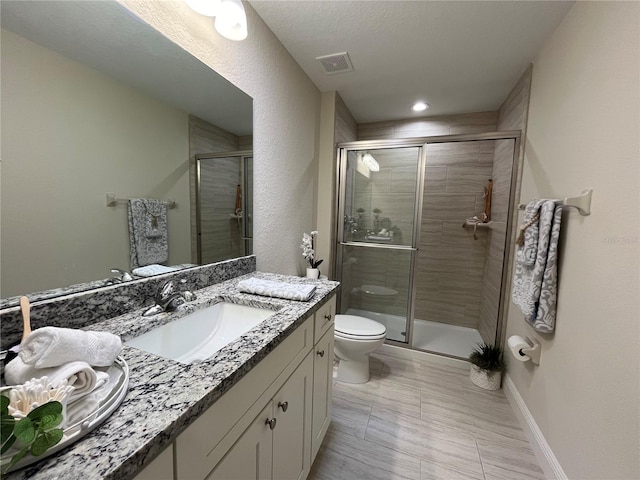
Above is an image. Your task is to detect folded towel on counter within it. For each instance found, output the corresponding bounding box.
[237,277,316,301]
[4,358,108,402]
[66,366,123,425]
[132,264,179,277]
[20,327,122,368]
[512,200,563,333]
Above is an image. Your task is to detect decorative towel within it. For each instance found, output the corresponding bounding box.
[19,327,122,368]
[132,264,179,277]
[66,366,123,425]
[237,277,316,301]
[512,200,563,333]
[128,199,169,269]
[4,358,108,402]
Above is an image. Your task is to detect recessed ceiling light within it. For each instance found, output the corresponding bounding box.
[412,102,429,112]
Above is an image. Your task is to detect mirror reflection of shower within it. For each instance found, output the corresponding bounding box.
[195,151,253,264]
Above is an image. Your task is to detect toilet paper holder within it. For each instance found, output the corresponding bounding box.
[520,337,541,366]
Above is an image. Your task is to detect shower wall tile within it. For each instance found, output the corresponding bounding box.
[415,138,496,330]
[357,111,497,141]
[424,166,447,193]
[391,166,420,193]
[422,194,477,221]
[446,165,493,194]
[477,65,531,344]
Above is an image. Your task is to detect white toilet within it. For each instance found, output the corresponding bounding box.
[334,314,387,384]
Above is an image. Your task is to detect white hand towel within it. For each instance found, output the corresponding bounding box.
[65,367,122,425]
[19,327,122,368]
[237,277,316,301]
[4,358,101,402]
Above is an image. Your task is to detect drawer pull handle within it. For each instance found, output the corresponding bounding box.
[266,418,277,430]
[324,313,332,322]
[317,349,325,358]
[277,401,288,412]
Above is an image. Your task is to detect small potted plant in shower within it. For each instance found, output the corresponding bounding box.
[301,231,323,279]
[469,342,505,391]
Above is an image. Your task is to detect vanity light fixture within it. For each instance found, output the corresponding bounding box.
[412,101,429,112]
[185,0,248,41]
[362,152,380,172]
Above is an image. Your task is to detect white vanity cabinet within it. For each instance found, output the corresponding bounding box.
[209,353,313,480]
[171,294,335,480]
[311,297,335,462]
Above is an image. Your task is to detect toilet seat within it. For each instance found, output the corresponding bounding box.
[335,314,386,340]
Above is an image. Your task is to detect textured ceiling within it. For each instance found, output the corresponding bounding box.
[1,1,253,136]
[250,0,574,123]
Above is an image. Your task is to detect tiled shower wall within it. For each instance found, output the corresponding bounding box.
[478,67,532,344]
[415,140,495,329]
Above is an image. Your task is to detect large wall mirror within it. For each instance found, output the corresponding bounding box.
[0,1,253,303]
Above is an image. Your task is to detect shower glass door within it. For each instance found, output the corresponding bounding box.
[335,145,424,343]
[196,152,253,264]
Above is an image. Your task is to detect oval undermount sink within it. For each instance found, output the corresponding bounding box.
[126,302,277,364]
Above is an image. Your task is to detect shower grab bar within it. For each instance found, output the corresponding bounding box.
[517,189,592,216]
[105,193,177,209]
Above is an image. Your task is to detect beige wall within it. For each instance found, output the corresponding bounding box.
[1,29,191,297]
[119,0,321,276]
[505,2,639,479]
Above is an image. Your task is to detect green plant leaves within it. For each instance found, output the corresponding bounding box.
[1,414,15,444]
[31,429,63,457]
[27,401,62,420]
[13,418,35,444]
[0,396,9,415]
[0,399,65,475]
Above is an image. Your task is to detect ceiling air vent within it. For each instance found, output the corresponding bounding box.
[316,52,353,75]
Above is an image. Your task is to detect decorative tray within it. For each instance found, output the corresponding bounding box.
[1,356,129,473]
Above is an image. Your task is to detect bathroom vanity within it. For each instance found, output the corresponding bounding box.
[4,272,338,480]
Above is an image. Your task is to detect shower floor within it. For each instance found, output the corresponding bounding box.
[345,308,483,359]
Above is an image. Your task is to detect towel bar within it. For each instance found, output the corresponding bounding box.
[518,189,592,216]
[105,193,177,209]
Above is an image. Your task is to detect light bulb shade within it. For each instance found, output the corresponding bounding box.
[185,0,221,17]
[362,153,380,172]
[214,0,248,41]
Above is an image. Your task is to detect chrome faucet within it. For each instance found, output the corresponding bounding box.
[105,268,133,285]
[143,279,196,316]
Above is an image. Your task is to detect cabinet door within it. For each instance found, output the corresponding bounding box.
[207,402,273,480]
[311,326,334,462]
[272,353,313,480]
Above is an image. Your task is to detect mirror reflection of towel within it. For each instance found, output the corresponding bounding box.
[128,199,169,268]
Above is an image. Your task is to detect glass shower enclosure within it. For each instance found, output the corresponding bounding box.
[335,133,520,359]
[195,151,253,264]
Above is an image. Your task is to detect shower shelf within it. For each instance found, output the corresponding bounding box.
[462,220,493,229]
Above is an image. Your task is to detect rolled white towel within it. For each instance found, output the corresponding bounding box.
[19,327,122,368]
[4,358,106,402]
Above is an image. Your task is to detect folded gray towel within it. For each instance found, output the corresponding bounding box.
[512,200,563,333]
[237,277,316,301]
[128,199,169,269]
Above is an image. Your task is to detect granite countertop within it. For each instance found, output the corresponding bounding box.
[6,272,339,480]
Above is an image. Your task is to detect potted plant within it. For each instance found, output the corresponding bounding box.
[300,231,323,279]
[469,342,505,391]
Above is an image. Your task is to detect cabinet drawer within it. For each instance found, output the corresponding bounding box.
[314,295,336,344]
[175,316,313,480]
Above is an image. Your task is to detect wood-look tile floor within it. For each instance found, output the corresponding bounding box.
[309,352,546,480]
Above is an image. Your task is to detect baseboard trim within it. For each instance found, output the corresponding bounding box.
[503,374,568,480]
[379,344,469,370]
